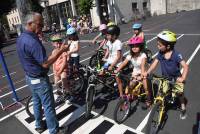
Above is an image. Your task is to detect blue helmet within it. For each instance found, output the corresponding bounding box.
[132,23,142,29]
[67,27,76,35]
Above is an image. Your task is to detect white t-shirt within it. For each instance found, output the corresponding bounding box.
[126,52,147,76]
[68,40,79,57]
[106,39,122,65]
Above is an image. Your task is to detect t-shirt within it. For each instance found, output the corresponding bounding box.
[156,50,183,80]
[54,52,68,72]
[106,39,122,65]
[126,52,147,76]
[68,40,79,57]
[16,30,48,77]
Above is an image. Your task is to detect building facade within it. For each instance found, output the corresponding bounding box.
[6,9,21,31]
[150,0,200,15]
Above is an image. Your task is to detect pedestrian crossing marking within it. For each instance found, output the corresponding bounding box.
[15,97,144,134]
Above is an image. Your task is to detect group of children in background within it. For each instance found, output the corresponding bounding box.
[51,21,189,120]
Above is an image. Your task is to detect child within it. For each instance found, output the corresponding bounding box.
[116,37,151,107]
[101,25,123,96]
[132,23,152,63]
[132,23,148,49]
[51,35,71,101]
[144,30,189,119]
[92,24,108,50]
[66,27,80,73]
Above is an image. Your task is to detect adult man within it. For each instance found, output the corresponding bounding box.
[16,12,67,134]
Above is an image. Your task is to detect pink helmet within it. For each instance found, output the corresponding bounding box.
[128,37,144,46]
[99,24,107,31]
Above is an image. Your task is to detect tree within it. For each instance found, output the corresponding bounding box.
[79,0,94,15]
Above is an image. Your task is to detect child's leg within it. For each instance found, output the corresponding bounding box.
[74,56,80,72]
[142,77,151,102]
[54,74,61,88]
[115,76,123,97]
[61,72,70,93]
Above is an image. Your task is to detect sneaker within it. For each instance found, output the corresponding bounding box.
[180,110,187,120]
[35,127,45,133]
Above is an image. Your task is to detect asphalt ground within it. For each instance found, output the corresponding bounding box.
[0,9,200,134]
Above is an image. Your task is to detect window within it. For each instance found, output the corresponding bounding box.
[143,2,147,9]
[132,2,137,12]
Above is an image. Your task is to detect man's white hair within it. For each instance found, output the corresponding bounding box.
[24,12,41,24]
[24,12,42,30]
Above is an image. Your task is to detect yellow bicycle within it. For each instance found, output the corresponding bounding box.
[145,74,182,134]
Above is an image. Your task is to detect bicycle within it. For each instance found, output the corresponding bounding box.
[113,76,154,124]
[25,64,86,119]
[145,74,182,134]
[85,65,128,119]
[89,42,105,69]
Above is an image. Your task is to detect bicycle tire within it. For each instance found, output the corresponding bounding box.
[145,102,162,134]
[85,85,95,119]
[25,96,34,119]
[113,98,131,124]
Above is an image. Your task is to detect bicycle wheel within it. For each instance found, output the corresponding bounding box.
[70,72,85,94]
[146,102,162,134]
[89,54,98,68]
[85,85,95,119]
[113,98,131,124]
[25,96,34,118]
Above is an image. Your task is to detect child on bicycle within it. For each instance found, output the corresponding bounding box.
[116,37,152,107]
[92,24,108,50]
[66,27,80,73]
[132,23,144,40]
[132,23,152,63]
[100,25,123,96]
[143,30,189,119]
[51,35,71,101]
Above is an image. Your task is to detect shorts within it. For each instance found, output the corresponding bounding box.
[162,80,184,94]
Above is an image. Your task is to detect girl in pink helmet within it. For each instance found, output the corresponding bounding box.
[92,24,108,50]
[115,36,152,107]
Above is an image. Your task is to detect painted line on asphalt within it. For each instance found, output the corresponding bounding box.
[135,34,192,131]
[1,72,16,78]
[0,106,25,122]
[186,43,200,64]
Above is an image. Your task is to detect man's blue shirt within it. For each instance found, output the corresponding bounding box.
[16,30,48,77]
[156,50,183,80]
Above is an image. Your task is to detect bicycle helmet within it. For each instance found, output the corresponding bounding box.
[99,24,107,31]
[67,27,76,35]
[132,23,142,29]
[50,35,62,42]
[107,22,115,27]
[157,30,177,43]
[106,25,120,37]
[128,37,144,46]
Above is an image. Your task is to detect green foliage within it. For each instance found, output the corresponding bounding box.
[79,0,94,15]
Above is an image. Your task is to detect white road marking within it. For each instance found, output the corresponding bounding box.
[1,72,16,78]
